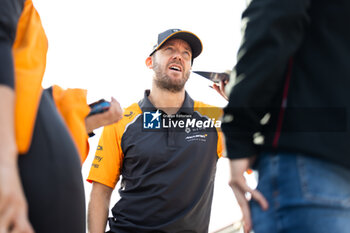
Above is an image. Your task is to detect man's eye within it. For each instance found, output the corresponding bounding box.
[183,51,191,58]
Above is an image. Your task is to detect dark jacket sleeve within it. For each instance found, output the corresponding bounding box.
[0,0,25,88]
[222,0,311,159]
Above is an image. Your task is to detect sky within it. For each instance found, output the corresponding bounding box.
[33,0,252,231]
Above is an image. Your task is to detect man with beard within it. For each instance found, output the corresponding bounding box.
[87,29,224,233]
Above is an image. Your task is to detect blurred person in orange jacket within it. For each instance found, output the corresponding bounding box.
[0,0,123,232]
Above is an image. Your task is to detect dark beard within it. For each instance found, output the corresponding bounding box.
[153,62,190,93]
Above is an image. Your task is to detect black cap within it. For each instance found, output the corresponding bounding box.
[149,29,203,59]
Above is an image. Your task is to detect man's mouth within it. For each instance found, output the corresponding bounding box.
[168,64,182,72]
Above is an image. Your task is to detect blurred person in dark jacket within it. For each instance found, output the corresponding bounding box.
[222,0,350,233]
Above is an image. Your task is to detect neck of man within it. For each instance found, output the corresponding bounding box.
[148,83,185,115]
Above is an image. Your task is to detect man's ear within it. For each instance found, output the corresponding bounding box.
[145,56,153,69]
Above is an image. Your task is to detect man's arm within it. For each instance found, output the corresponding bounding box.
[228,158,268,233]
[88,182,113,233]
[0,86,34,233]
[222,1,311,232]
[0,0,34,231]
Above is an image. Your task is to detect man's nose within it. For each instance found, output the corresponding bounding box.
[172,50,183,61]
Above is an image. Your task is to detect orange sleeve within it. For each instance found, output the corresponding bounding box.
[194,101,225,158]
[87,123,124,189]
[13,0,48,154]
[52,85,90,163]
[216,130,225,158]
[87,103,141,189]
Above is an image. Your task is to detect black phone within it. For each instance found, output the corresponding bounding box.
[193,71,230,83]
[88,99,111,116]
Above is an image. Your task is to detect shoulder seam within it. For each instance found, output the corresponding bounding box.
[123,113,142,134]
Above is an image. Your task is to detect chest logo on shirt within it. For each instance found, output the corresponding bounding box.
[185,133,208,142]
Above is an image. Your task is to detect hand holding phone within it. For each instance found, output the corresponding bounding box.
[85,97,123,133]
[88,99,111,116]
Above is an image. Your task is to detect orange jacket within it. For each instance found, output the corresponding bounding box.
[13,0,90,162]
[52,85,90,162]
[13,0,47,155]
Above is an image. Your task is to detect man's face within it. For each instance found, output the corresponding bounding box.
[152,38,192,93]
